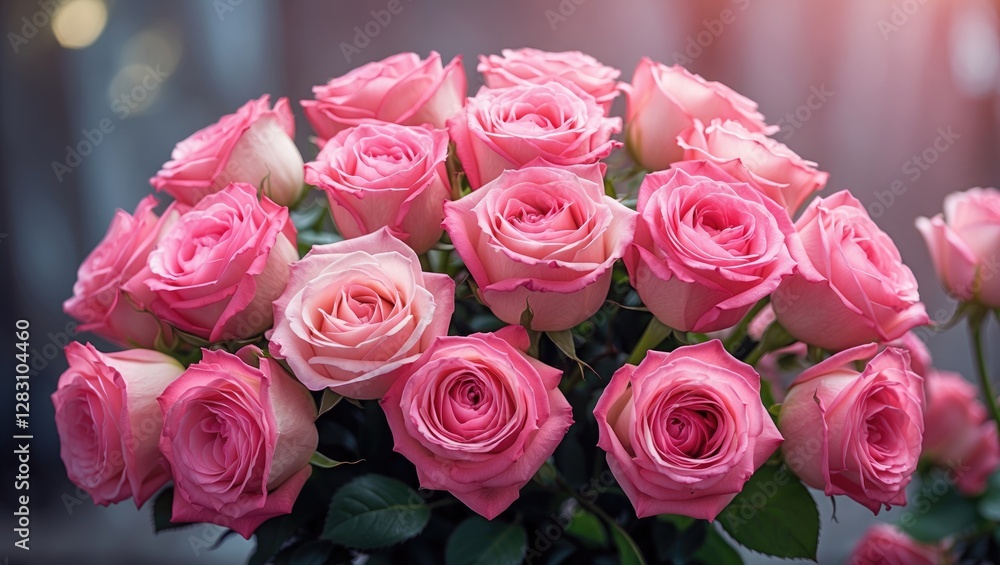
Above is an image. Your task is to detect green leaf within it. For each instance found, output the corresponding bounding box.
[899,476,979,542]
[288,540,333,565]
[566,510,608,548]
[250,513,308,565]
[719,464,819,560]
[604,177,618,199]
[610,523,647,565]
[309,451,362,469]
[152,487,193,532]
[658,514,695,531]
[978,470,1000,521]
[547,330,594,375]
[445,517,527,565]
[322,474,430,549]
[317,389,344,418]
[694,527,744,565]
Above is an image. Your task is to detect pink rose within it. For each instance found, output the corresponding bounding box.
[380,327,573,519]
[849,524,945,565]
[916,187,1000,308]
[443,164,636,331]
[151,96,304,207]
[477,48,623,113]
[131,183,298,342]
[886,332,932,377]
[923,370,1000,495]
[158,347,318,538]
[625,58,776,171]
[774,191,929,351]
[677,119,829,213]
[304,123,451,254]
[64,195,177,348]
[448,81,621,189]
[625,160,797,333]
[779,344,924,513]
[52,343,184,507]
[594,340,782,520]
[269,229,455,400]
[302,51,466,146]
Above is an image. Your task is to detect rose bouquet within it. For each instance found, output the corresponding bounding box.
[55,49,1000,564]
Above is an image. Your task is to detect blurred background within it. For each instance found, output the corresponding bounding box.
[2,0,999,563]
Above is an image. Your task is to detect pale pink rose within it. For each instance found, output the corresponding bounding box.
[304,123,451,254]
[443,164,636,331]
[886,332,932,377]
[477,48,623,113]
[64,195,177,349]
[916,187,1000,308]
[158,347,318,538]
[625,58,776,171]
[774,191,929,351]
[849,523,945,565]
[380,327,573,519]
[923,370,1000,495]
[269,229,455,400]
[625,160,797,333]
[678,119,829,213]
[131,183,298,342]
[52,343,184,507]
[594,340,782,520]
[302,52,466,146]
[151,96,304,207]
[779,344,924,513]
[448,81,621,189]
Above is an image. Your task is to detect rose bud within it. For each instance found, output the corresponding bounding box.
[625,160,797,333]
[677,118,829,214]
[923,370,1000,495]
[52,343,185,507]
[779,344,924,513]
[128,182,298,342]
[916,187,1000,308]
[302,51,465,146]
[625,58,775,171]
[594,340,783,520]
[849,523,947,565]
[151,95,304,207]
[64,195,178,349]
[304,123,451,254]
[448,81,621,189]
[158,347,318,538]
[380,327,573,519]
[443,163,636,331]
[773,191,929,351]
[269,228,455,400]
[477,48,623,113]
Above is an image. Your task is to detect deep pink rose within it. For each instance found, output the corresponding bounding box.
[594,340,782,520]
[52,343,184,507]
[916,187,1000,308]
[380,327,573,519]
[158,347,318,538]
[64,195,177,348]
[131,183,298,342]
[678,119,828,213]
[443,164,637,331]
[151,96,304,206]
[448,81,621,189]
[625,160,797,333]
[885,332,932,377]
[923,370,1000,495]
[477,48,623,113]
[849,524,945,565]
[625,58,775,171]
[774,191,929,351]
[302,51,466,146]
[304,123,451,254]
[269,229,455,400]
[779,344,924,513]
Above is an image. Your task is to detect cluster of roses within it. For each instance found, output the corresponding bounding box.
[52,48,1000,559]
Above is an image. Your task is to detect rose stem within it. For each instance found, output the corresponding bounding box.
[970,311,1000,434]
[626,317,671,365]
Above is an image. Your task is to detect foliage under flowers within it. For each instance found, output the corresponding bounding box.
[54,48,1000,564]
